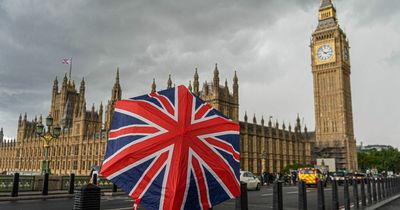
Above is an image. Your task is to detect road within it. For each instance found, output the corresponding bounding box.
[0,184,361,210]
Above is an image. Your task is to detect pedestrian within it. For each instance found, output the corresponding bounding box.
[264,171,270,185]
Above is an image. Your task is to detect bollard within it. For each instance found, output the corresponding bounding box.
[360,178,366,207]
[42,173,49,196]
[352,179,359,209]
[92,173,98,186]
[344,179,351,210]
[73,184,101,210]
[235,182,248,210]
[317,180,325,210]
[273,181,283,210]
[69,173,75,194]
[377,178,382,201]
[11,172,19,197]
[332,179,339,210]
[381,178,386,199]
[367,178,372,205]
[298,180,307,210]
[112,183,118,193]
[372,178,377,202]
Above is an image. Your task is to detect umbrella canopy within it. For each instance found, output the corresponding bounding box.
[100,85,240,210]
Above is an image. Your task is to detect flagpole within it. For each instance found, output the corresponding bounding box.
[69,58,72,80]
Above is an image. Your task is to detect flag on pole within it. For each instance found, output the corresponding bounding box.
[62,58,71,65]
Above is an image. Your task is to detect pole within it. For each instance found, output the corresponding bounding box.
[298,180,307,210]
[352,179,359,209]
[317,180,325,210]
[344,179,350,210]
[273,181,283,210]
[360,178,366,207]
[42,173,49,196]
[367,178,372,205]
[332,179,339,210]
[11,173,19,197]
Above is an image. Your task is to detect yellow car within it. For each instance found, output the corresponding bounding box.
[298,168,326,187]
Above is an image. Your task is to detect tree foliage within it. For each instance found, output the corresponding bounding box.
[358,147,400,173]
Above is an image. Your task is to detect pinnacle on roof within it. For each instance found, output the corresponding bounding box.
[320,0,333,9]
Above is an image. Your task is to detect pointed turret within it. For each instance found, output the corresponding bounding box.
[213,63,219,96]
[261,116,265,126]
[188,80,192,92]
[111,68,122,101]
[80,77,85,92]
[24,112,27,122]
[0,127,3,143]
[320,0,333,9]
[233,71,238,98]
[62,73,68,89]
[282,121,286,130]
[193,68,199,95]
[244,111,248,122]
[203,81,209,95]
[151,78,156,93]
[316,0,337,31]
[268,117,272,127]
[18,113,22,126]
[167,74,172,89]
[53,77,58,93]
[253,114,257,124]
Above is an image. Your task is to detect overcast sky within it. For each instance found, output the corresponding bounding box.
[0,0,399,147]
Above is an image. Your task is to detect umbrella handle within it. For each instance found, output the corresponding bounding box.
[133,198,141,210]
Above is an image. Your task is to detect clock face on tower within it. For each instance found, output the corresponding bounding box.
[317,45,334,61]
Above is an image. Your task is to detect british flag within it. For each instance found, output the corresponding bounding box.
[100,85,240,210]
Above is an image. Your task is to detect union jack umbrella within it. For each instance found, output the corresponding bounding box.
[100,85,240,210]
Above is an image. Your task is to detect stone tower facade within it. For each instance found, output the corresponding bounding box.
[311,0,357,171]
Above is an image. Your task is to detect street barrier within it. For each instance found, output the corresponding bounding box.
[11,172,19,197]
[235,182,248,210]
[372,178,377,202]
[317,180,325,210]
[42,173,49,196]
[352,179,359,209]
[331,179,339,210]
[272,181,283,210]
[361,178,366,207]
[343,179,350,210]
[367,178,372,205]
[298,180,307,210]
[69,173,75,194]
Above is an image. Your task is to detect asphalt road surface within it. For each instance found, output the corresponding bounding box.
[0,184,363,210]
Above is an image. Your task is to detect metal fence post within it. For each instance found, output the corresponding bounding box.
[298,180,307,210]
[367,178,372,206]
[352,179,359,209]
[372,178,377,202]
[273,181,283,210]
[360,178,366,207]
[42,173,49,196]
[332,179,339,210]
[69,173,75,194]
[112,183,118,192]
[235,182,248,210]
[377,178,382,201]
[317,180,325,210]
[344,179,351,210]
[73,184,101,210]
[11,172,19,197]
[381,178,386,199]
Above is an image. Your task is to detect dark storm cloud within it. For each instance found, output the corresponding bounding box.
[0,0,399,148]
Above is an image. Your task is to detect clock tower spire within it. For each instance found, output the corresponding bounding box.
[311,0,357,171]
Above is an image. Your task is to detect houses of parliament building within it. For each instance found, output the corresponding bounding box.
[0,0,358,175]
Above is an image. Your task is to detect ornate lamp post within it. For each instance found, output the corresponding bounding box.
[36,114,61,174]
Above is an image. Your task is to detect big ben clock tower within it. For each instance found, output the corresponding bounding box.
[311,0,357,171]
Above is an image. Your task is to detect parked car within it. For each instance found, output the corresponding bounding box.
[332,171,347,185]
[240,170,261,191]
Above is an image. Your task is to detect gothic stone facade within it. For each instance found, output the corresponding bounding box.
[311,0,358,171]
[0,65,312,175]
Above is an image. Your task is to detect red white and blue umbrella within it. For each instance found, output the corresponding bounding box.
[100,85,240,210]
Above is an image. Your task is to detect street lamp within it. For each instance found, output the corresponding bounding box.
[36,113,61,174]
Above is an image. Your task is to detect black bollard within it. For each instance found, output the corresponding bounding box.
[360,178,366,207]
[317,180,325,210]
[69,173,75,194]
[377,178,382,201]
[42,173,49,196]
[92,173,98,186]
[73,184,101,210]
[367,178,372,205]
[235,182,248,210]
[273,181,283,210]
[344,179,351,210]
[332,179,339,210]
[11,172,19,197]
[381,178,386,199]
[352,179,359,209]
[372,178,377,202]
[112,183,118,192]
[298,180,307,210]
